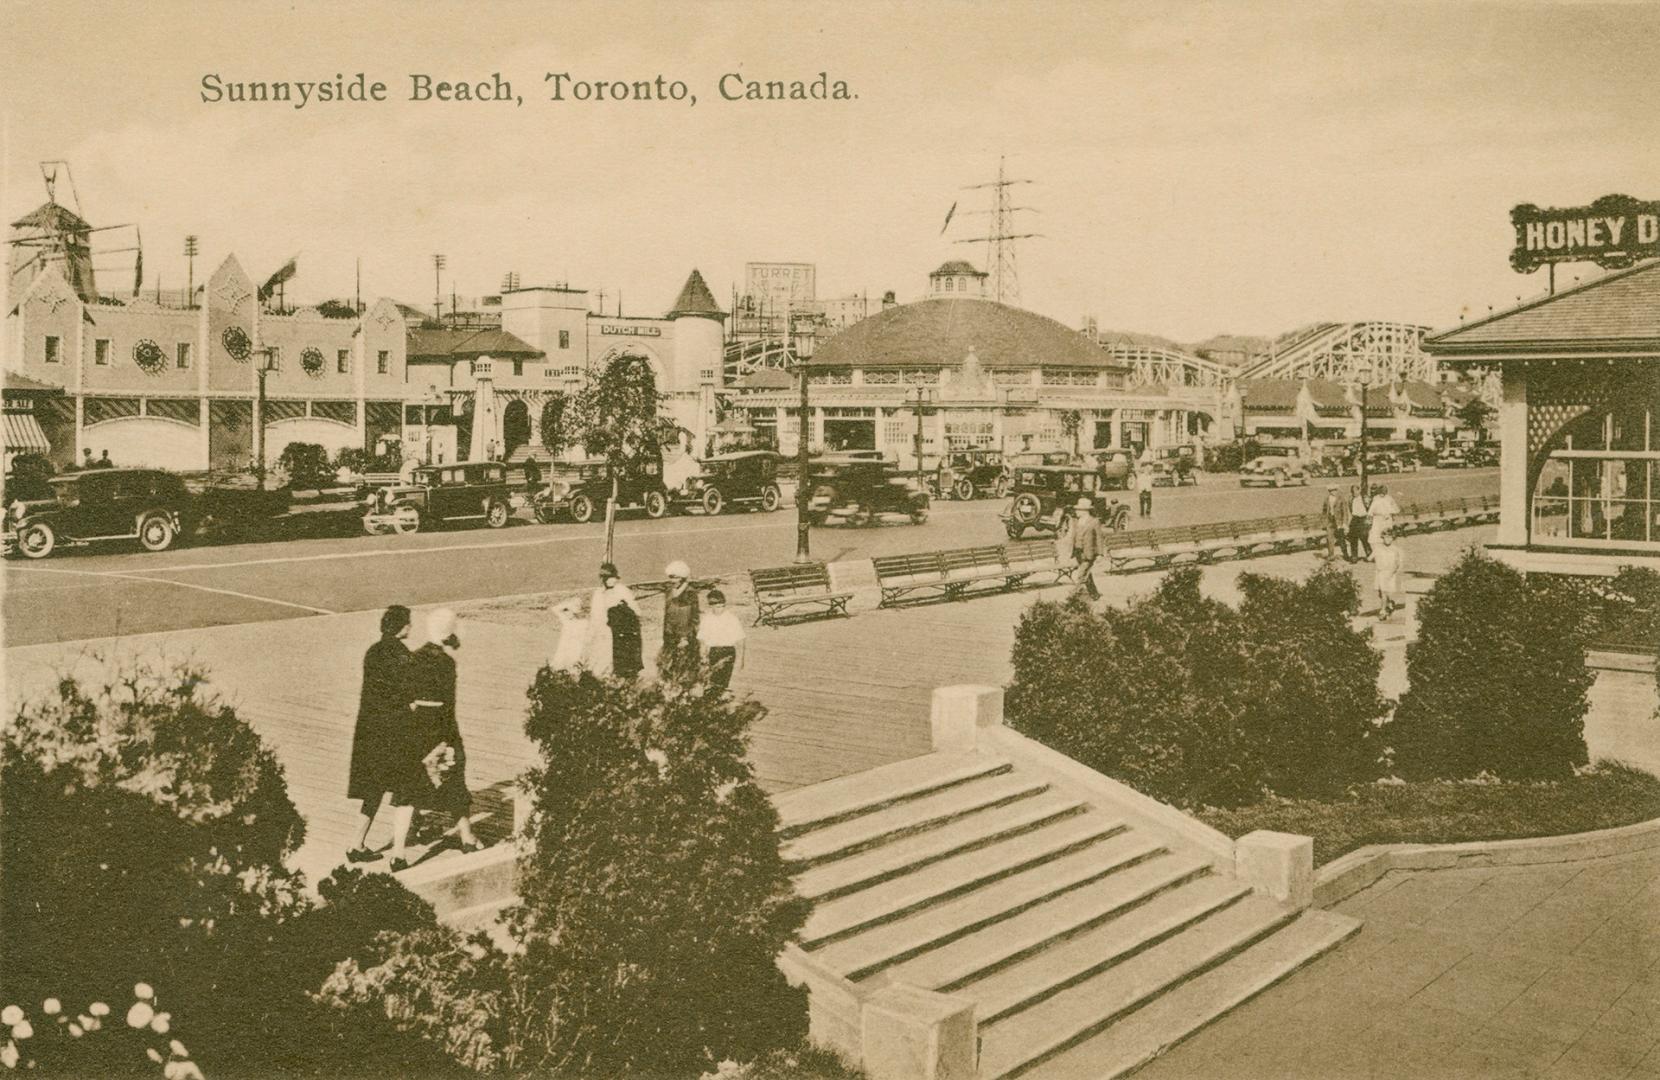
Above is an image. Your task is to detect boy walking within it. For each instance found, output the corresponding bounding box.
[697,589,746,690]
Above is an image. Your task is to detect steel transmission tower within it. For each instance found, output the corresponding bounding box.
[954,156,1039,306]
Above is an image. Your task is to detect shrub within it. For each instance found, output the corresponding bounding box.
[507,670,811,1077]
[276,441,333,489]
[1389,550,1593,780]
[336,444,404,475]
[1006,566,1387,807]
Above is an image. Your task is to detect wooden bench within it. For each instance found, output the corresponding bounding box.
[748,563,853,626]
[939,545,1018,600]
[1102,525,1199,572]
[1002,539,1077,588]
[873,552,953,607]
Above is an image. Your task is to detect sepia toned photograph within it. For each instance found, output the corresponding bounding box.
[2,2,1658,1077]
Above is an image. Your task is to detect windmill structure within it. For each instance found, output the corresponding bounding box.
[6,161,143,303]
[948,156,1040,306]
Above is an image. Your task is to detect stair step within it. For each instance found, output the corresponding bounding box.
[774,752,1012,837]
[975,895,1296,1080]
[795,790,1095,906]
[782,772,1050,868]
[799,807,1120,947]
[812,835,1173,981]
[1027,909,1361,1080]
[884,854,1226,992]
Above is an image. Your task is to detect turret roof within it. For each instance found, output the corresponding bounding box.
[669,269,724,318]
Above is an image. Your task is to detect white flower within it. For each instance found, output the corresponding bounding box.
[169,1039,188,1058]
[150,1013,171,1035]
[39,1001,59,1017]
[88,1002,109,1018]
[1,1040,17,1069]
[165,1060,205,1080]
[67,1023,83,1038]
[0,1010,18,1028]
[126,1001,154,1029]
[7,1024,28,1042]
[134,982,154,1001]
[147,1047,164,1064]
[645,748,670,774]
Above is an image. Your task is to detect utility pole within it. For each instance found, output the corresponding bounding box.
[792,312,812,563]
[953,156,1041,306]
[184,235,198,306]
[432,253,446,323]
[911,380,930,488]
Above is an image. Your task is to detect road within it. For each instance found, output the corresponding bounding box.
[1,468,1499,646]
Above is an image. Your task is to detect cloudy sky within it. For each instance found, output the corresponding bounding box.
[3,0,1656,342]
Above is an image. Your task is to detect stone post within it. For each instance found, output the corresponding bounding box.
[1236,830,1314,910]
[930,685,1004,752]
[860,985,977,1080]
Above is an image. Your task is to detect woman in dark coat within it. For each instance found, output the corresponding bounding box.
[408,608,482,852]
[347,605,418,866]
[658,559,700,681]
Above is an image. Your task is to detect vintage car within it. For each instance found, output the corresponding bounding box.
[1092,449,1136,490]
[805,457,929,526]
[1148,446,1200,487]
[672,450,784,515]
[1466,443,1500,468]
[4,468,192,558]
[1001,465,1130,540]
[533,458,669,523]
[1436,446,1470,468]
[1239,445,1311,487]
[931,448,1008,500]
[362,461,512,534]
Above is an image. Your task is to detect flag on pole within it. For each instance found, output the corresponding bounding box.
[132,248,144,297]
[940,201,957,235]
[258,257,298,301]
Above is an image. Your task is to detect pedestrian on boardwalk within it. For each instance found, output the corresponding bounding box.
[1373,529,1404,619]
[1070,497,1103,601]
[346,605,418,867]
[1322,484,1352,561]
[586,562,642,680]
[1136,458,1155,518]
[659,559,700,681]
[95,449,113,469]
[1368,483,1401,552]
[550,597,588,672]
[697,588,746,691]
[522,455,542,497]
[408,608,482,858]
[1348,484,1374,560]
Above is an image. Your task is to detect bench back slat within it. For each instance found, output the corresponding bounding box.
[750,563,832,596]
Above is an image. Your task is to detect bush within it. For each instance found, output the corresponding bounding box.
[276,441,333,489]
[1389,550,1593,780]
[336,444,404,475]
[507,670,811,1077]
[1006,566,1386,807]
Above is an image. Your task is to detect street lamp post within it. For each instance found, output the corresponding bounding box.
[789,313,812,563]
[909,379,932,490]
[252,347,276,490]
[1353,359,1376,500]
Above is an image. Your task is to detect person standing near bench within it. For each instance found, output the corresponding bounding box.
[1348,484,1374,560]
[1367,483,1400,552]
[659,559,700,681]
[1373,528,1404,619]
[1322,484,1351,562]
[697,589,746,690]
[346,605,419,868]
[1070,497,1103,601]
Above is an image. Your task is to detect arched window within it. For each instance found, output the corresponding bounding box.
[943,278,954,292]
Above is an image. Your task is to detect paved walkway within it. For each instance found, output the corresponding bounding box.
[1137,847,1660,1079]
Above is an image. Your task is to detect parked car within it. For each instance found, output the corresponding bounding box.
[533,458,669,524]
[805,457,929,526]
[5,468,192,558]
[1001,465,1130,540]
[1466,443,1500,468]
[1149,446,1200,487]
[672,450,783,515]
[1091,450,1136,490]
[1239,445,1310,487]
[1435,447,1469,468]
[362,461,512,534]
[931,448,1008,500]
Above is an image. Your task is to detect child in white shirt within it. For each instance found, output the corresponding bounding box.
[696,589,746,690]
[1373,529,1404,619]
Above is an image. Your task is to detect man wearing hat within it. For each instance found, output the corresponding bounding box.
[1069,497,1103,600]
[1321,483,1352,562]
[659,559,700,680]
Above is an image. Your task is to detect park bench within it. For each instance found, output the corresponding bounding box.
[749,562,854,626]
[1101,524,1201,572]
[940,545,1020,599]
[875,540,1080,608]
[872,552,954,606]
[1001,539,1077,588]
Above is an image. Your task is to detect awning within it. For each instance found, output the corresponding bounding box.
[4,412,51,454]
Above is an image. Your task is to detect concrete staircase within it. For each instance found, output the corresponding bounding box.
[776,749,1358,1079]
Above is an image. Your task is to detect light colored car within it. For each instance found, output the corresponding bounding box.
[1239,447,1310,487]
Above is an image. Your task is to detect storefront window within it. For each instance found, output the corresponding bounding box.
[1532,405,1659,549]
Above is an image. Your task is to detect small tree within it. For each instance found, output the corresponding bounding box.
[509,670,811,1077]
[566,354,682,559]
[1389,550,1593,780]
[1059,410,1083,460]
[1454,398,1495,439]
[276,441,333,489]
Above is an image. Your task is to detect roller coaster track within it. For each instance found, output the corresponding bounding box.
[1238,321,1433,383]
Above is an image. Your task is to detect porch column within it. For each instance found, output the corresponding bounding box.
[1108,409,1122,448]
[1496,366,1529,547]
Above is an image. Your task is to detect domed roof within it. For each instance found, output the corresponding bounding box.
[931,260,986,277]
[808,298,1128,371]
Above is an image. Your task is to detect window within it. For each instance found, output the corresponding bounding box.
[377,350,389,374]
[337,349,350,374]
[944,278,955,292]
[559,330,571,349]
[512,360,524,377]
[176,343,192,370]
[94,339,111,366]
[267,346,281,371]
[1531,403,1659,549]
[44,336,60,364]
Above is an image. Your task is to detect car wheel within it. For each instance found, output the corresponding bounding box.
[760,484,782,512]
[485,500,510,528]
[910,508,929,525]
[138,513,177,552]
[1005,522,1023,539]
[390,506,422,534]
[16,522,55,559]
[700,488,725,516]
[1271,469,1287,487]
[569,494,596,524]
[534,500,561,525]
[953,477,975,501]
[363,514,388,536]
[1012,492,1042,524]
[644,491,668,519]
[993,475,1011,498]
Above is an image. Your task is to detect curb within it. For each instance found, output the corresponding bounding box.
[1313,814,1660,908]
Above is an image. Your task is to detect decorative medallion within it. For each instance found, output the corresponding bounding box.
[300,347,325,378]
[375,311,398,333]
[221,325,252,362]
[132,338,167,375]
[33,284,70,315]
[215,279,252,312]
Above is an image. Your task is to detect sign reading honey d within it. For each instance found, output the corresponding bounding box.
[1511,194,1660,273]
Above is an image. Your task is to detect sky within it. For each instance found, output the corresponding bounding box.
[3,0,1657,344]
